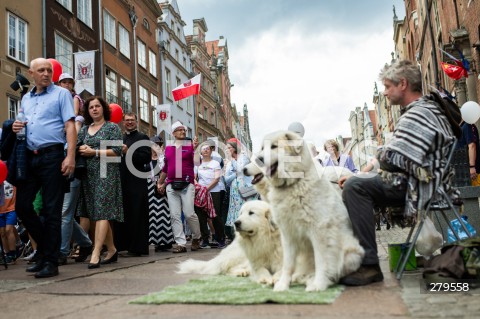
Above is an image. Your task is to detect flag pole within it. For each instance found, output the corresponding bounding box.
[193,94,197,139]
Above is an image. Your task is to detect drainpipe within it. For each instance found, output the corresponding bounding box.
[98,0,104,96]
[42,0,46,57]
[129,8,139,129]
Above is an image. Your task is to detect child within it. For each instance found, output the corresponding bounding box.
[0,181,18,263]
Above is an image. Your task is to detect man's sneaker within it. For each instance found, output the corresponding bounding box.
[339,264,384,286]
[209,240,219,248]
[191,239,201,251]
[24,250,39,263]
[217,241,227,249]
[200,240,211,249]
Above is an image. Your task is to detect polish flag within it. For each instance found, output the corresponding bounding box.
[172,74,201,101]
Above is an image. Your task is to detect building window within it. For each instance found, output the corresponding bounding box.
[120,78,131,112]
[165,68,171,99]
[149,50,157,77]
[55,33,73,75]
[165,40,170,53]
[77,0,92,27]
[151,94,158,127]
[118,24,130,58]
[8,97,20,120]
[139,85,149,123]
[176,27,181,38]
[143,18,149,30]
[103,10,116,47]
[175,49,179,62]
[183,57,187,69]
[105,69,118,103]
[186,99,192,114]
[137,40,146,68]
[8,13,28,64]
[56,0,72,11]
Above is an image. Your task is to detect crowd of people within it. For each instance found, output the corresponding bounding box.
[0,58,470,289]
[0,57,257,278]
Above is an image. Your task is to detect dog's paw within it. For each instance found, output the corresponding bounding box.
[305,279,330,292]
[232,268,250,277]
[273,281,290,292]
[256,275,274,286]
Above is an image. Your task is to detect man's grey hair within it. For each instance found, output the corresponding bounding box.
[379,60,422,93]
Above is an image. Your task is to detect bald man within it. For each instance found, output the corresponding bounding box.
[12,58,76,278]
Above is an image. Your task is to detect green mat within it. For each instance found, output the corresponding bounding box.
[130,275,344,305]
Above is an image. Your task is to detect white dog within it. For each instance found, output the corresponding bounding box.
[245,130,364,292]
[177,201,284,284]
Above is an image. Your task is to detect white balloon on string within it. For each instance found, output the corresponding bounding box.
[461,101,480,124]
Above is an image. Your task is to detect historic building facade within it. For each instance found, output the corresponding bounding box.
[1,1,43,120]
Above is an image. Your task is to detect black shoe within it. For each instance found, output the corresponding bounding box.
[34,262,59,278]
[75,245,92,263]
[87,260,101,269]
[339,264,384,286]
[100,251,118,265]
[26,262,44,273]
[58,255,68,266]
[155,243,173,252]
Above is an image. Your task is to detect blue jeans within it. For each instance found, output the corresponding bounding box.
[60,178,92,256]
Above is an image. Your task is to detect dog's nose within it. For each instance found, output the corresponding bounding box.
[234,220,241,230]
[243,167,248,175]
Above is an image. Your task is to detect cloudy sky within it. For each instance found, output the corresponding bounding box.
[178,0,406,151]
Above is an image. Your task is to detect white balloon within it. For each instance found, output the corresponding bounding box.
[461,101,480,124]
[288,122,305,137]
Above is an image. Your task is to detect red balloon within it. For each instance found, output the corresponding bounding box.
[0,160,8,184]
[109,103,123,124]
[47,58,63,82]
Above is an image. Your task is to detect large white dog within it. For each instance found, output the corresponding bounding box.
[245,130,364,292]
[177,201,284,284]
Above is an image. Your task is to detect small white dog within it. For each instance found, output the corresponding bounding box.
[245,130,364,292]
[177,201,283,284]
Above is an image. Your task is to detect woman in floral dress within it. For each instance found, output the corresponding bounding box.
[224,139,257,240]
[77,96,123,269]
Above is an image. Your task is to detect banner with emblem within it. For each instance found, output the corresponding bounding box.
[74,50,95,95]
[155,104,172,135]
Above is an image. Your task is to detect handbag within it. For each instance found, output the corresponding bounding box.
[74,140,87,180]
[171,180,190,190]
[237,176,258,199]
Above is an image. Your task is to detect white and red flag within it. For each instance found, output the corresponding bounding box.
[74,50,95,95]
[172,74,201,101]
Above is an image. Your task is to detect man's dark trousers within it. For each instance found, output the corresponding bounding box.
[342,174,406,265]
[15,145,66,266]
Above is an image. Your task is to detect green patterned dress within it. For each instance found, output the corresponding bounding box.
[78,121,124,222]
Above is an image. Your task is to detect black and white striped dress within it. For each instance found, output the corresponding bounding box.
[147,159,174,246]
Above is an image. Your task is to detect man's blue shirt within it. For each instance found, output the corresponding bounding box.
[21,83,75,150]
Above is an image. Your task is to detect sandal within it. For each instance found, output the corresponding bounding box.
[172,245,187,253]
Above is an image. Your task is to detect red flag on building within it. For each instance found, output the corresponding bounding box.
[172,74,201,101]
[441,62,468,80]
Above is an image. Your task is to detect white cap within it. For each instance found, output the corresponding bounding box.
[171,121,186,133]
[58,73,74,82]
[288,122,305,137]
